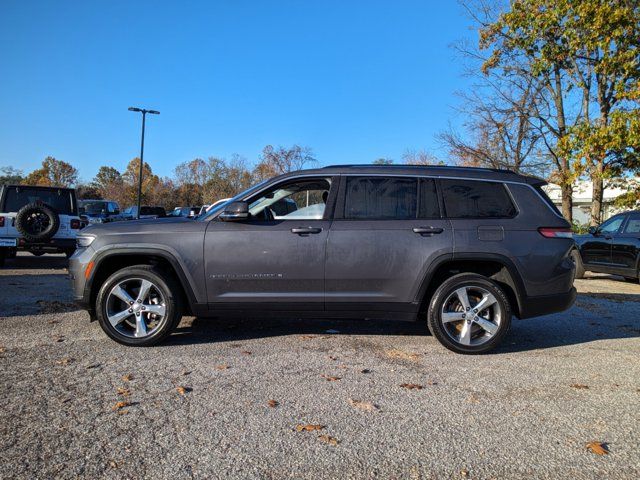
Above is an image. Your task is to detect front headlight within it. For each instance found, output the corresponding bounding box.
[76,235,96,248]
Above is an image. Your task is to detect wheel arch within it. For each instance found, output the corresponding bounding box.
[86,248,198,317]
[415,253,525,318]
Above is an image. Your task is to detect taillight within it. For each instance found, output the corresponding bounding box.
[0,216,4,227]
[538,227,573,238]
[70,219,81,229]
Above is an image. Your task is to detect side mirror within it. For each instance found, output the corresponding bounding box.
[219,201,249,221]
[588,226,598,235]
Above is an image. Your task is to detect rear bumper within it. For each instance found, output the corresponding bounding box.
[518,287,577,319]
[7,238,76,251]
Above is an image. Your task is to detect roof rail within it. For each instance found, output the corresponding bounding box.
[321,164,518,174]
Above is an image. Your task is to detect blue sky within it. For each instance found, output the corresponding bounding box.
[0,0,478,181]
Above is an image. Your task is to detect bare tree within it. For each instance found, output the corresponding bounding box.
[402,149,441,166]
[253,145,317,181]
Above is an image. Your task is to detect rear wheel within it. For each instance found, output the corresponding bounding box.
[571,250,585,279]
[96,265,183,346]
[427,273,512,354]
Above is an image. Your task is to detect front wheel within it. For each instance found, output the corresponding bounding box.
[96,265,183,346]
[427,273,512,354]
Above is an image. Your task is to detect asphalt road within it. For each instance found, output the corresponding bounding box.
[1,253,639,479]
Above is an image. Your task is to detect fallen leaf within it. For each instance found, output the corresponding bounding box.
[267,399,279,408]
[241,351,252,355]
[318,434,339,446]
[85,363,101,369]
[460,469,469,477]
[215,364,229,370]
[108,460,118,469]
[53,335,65,343]
[321,375,341,381]
[176,386,192,395]
[296,424,325,432]
[385,349,421,361]
[112,401,131,411]
[586,442,609,455]
[360,369,371,374]
[400,383,424,390]
[55,357,74,365]
[117,388,131,397]
[181,370,192,376]
[122,374,134,382]
[348,398,379,412]
[571,384,589,390]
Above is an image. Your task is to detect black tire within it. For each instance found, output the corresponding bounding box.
[96,265,183,346]
[427,273,512,354]
[15,202,60,242]
[571,250,585,280]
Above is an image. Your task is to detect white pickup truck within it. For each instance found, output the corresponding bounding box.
[0,185,85,266]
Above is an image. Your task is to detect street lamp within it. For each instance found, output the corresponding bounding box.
[128,107,160,219]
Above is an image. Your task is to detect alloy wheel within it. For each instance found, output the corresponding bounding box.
[105,278,167,338]
[440,285,502,347]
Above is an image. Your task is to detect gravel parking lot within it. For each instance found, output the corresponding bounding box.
[1,253,639,479]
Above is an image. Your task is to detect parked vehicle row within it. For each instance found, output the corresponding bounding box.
[69,165,577,354]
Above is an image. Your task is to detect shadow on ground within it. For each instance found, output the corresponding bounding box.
[161,296,640,353]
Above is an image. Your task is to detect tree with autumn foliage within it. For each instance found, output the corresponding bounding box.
[24,156,78,187]
[480,0,640,225]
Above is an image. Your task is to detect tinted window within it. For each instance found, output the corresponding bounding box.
[441,180,516,218]
[4,187,74,215]
[345,177,417,219]
[623,214,640,234]
[599,215,624,234]
[419,179,440,218]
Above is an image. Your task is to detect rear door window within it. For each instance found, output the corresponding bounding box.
[441,180,516,218]
[4,187,74,215]
[623,214,640,234]
[344,177,417,219]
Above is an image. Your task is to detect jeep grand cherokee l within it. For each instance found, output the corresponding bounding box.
[69,165,576,354]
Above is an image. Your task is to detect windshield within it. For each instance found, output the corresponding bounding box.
[198,179,270,221]
[80,201,107,214]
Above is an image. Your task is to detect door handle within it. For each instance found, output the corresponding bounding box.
[291,227,323,235]
[413,226,444,235]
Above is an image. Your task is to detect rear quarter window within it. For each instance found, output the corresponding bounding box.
[441,180,516,218]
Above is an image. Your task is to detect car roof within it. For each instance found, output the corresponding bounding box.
[273,165,545,185]
[1,184,76,191]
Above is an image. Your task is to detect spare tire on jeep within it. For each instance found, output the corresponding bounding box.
[15,202,60,242]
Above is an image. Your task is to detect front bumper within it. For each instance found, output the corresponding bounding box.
[518,287,577,319]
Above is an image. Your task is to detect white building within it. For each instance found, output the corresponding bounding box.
[544,179,639,224]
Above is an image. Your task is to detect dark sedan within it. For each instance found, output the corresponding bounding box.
[573,210,640,282]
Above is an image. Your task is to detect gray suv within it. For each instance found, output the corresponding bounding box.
[69,165,576,354]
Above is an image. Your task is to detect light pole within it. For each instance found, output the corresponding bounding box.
[128,107,160,219]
